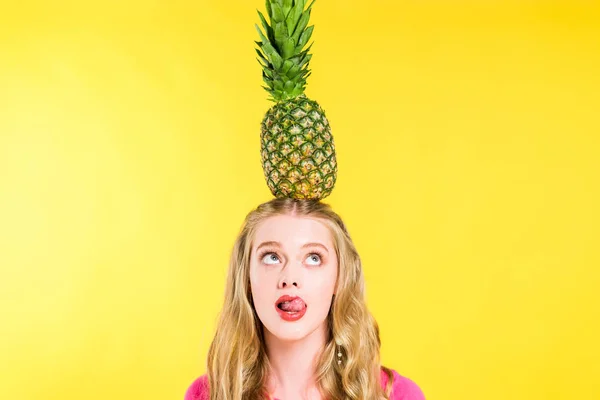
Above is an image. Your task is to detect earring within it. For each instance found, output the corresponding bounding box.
[336,342,343,365]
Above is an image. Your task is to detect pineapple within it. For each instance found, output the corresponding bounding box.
[256,0,337,200]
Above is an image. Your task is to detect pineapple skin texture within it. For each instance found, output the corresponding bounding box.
[260,95,337,200]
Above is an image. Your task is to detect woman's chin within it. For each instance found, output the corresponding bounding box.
[265,323,312,342]
[264,318,330,343]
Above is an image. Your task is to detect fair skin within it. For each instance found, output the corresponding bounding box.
[249,214,339,400]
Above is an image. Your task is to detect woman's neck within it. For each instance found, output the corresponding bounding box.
[264,324,328,400]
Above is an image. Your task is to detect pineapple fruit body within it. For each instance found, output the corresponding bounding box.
[261,95,337,199]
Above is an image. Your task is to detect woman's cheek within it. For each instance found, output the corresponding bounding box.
[318,263,338,286]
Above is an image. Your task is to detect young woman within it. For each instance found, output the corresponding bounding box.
[185,198,425,400]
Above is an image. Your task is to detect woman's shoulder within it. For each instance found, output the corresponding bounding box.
[184,369,424,400]
[380,367,426,400]
[184,374,209,400]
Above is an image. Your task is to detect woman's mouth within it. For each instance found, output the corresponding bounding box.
[275,295,307,321]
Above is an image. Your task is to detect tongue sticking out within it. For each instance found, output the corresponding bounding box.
[279,298,306,312]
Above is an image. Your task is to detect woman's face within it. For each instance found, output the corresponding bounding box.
[249,214,338,342]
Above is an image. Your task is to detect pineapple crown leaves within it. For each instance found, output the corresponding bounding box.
[255,0,316,102]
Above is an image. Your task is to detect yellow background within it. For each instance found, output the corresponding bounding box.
[1,1,599,399]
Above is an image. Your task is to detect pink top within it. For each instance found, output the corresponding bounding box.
[184,368,425,400]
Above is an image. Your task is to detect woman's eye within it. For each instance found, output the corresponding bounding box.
[305,254,322,266]
[262,253,280,264]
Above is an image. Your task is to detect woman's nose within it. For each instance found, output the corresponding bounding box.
[279,278,298,288]
[277,258,304,289]
[278,267,301,288]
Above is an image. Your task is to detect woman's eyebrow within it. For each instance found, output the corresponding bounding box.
[256,241,281,251]
[255,241,329,254]
[301,242,329,253]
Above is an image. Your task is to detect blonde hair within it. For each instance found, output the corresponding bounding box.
[206,198,393,399]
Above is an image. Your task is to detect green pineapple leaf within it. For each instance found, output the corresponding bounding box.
[263,75,274,88]
[257,10,274,43]
[281,37,296,59]
[297,25,314,50]
[273,21,288,49]
[284,80,295,93]
[291,83,303,97]
[267,49,284,70]
[265,0,273,23]
[286,0,304,36]
[263,46,283,70]
[299,65,311,75]
[271,2,285,23]
[256,24,283,69]
[263,67,274,78]
[282,0,293,17]
[257,57,268,69]
[255,24,270,45]
[281,59,294,74]
[289,43,312,64]
[291,9,311,43]
[256,48,268,62]
[287,64,302,79]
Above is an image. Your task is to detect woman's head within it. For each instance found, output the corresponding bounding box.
[207,198,391,399]
[249,212,338,342]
